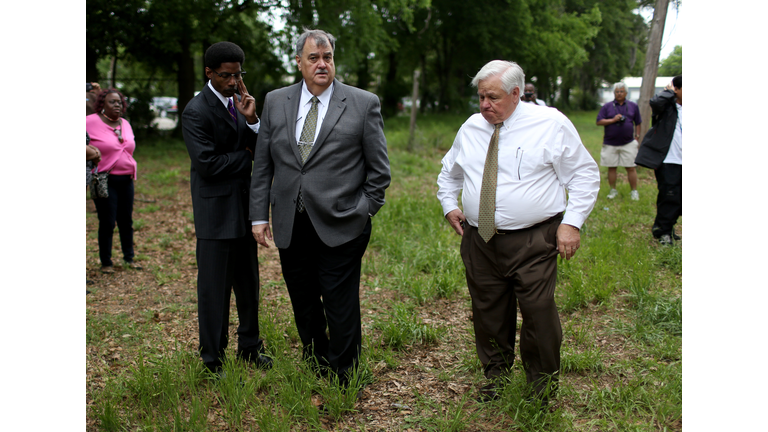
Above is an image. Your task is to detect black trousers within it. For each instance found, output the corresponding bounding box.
[278,211,371,382]
[652,163,682,238]
[196,235,263,369]
[461,216,562,396]
[93,174,134,266]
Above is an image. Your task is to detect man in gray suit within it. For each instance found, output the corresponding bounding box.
[182,41,271,377]
[250,29,390,387]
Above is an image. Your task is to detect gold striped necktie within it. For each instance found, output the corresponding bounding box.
[477,123,503,242]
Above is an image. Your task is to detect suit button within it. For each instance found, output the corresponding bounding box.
[301,171,306,175]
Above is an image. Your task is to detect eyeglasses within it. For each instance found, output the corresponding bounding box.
[213,71,246,80]
[114,126,123,143]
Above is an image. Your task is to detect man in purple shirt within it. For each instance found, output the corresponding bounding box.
[596,82,642,200]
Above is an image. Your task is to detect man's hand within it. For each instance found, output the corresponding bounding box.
[612,114,623,123]
[235,80,259,124]
[556,223,581,260]
[445,209,467,236]
[252,223,273,248]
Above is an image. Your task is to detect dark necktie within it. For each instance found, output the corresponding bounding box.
[478,123,503,242]
[227,98,237,125]
[297,96,319,212]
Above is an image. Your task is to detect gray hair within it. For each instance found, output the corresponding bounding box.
[613,82,627,92]
[471,60,525,95]
[295,28,336,58]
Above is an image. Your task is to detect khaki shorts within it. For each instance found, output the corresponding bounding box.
[601,140,638,167]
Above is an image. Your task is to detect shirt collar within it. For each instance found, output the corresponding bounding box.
[207,80,231,108]
[498,99,525,130]
[300,80,334,108]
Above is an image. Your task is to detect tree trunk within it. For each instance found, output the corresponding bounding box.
[637,0,669,142]
[175,41,196,137]
[381,52,400,118]
[109,55,117,88]
[356,57,370,91]
[408,69,420,151]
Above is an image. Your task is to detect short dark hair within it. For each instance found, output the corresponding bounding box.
[672,75,681,90]
[204,42,245,70]
[93,88,129,114]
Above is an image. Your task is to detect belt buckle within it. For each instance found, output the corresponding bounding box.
[494,228,506,235]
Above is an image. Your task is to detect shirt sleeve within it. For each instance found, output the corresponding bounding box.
[436,129,465,216]
[596,103,610,122]
[552,119,600,228]
[632,102,642,125]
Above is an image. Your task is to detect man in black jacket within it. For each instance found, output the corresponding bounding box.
[182,41,272,376]
[635,75,682,245]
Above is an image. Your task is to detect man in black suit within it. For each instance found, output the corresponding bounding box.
[250,29,390,386]
[182,41,271,376]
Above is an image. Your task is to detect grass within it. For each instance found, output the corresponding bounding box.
[86,111,682,431]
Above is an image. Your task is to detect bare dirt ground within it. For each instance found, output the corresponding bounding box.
[86,175,680,431]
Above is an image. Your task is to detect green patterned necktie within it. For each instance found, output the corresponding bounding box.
[478,123,503,242]
[297,96,319,212]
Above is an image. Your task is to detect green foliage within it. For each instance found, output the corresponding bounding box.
[659,45,682,76]
[375,303,444,349]
[559,0,649,109]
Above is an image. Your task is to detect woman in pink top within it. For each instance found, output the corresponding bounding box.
[86,88,141,273]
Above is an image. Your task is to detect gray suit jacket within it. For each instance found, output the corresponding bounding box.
[249,79,391,248]
[183,85,257,239]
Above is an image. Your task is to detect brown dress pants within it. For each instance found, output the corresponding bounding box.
[460,214,563,396]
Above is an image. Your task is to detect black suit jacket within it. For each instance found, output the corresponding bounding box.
[182,84,257,239]
[635,89,678,170]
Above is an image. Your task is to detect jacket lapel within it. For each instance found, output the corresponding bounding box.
[203,85,237,132]
[285,83,303,165]
[306,80,346,164]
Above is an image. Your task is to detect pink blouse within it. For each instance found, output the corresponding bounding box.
[85,113,138,179]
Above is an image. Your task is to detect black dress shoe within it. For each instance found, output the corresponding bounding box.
[238,351,273,370]
[525,395,550,411]
[477,383,499,403]
[205,365,227,381]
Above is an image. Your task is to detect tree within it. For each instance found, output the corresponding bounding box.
[559,0,648,110]
[637,0,680,142]
[87,0,284,135]
[658,44,682,76]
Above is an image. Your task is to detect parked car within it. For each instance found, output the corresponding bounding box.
[151,96,178,117]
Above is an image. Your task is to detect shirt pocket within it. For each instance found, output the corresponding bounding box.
[516,147,548,180]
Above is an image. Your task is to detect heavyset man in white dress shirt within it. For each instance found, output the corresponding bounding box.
[436,60,600,404]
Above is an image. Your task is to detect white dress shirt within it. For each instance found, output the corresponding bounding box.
[664,103,682,165]
[295,81,334,144]
[207,80,260,133]
[437,101,600,230]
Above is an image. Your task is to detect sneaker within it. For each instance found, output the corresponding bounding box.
[607,189,618,199]
[100,265,115,274]
[658,234,673,245]
[630,190,639,201]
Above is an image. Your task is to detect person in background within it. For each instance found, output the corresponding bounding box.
[86,132,101,187]
[437,60,599,406]
[635,76,682,245]
[596,82,642,200]
[521,83,547,106]
[86,132,101,293]
[86,88,141,273]
[86,82,102,116]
